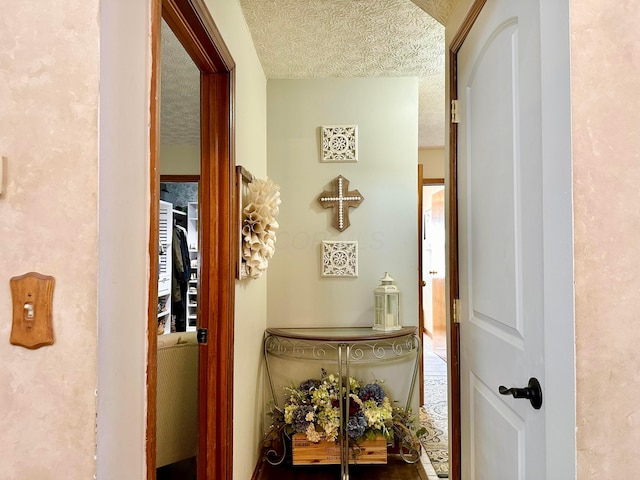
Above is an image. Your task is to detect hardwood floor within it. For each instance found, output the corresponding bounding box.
[156,457,196,480]
[255,455,428,480]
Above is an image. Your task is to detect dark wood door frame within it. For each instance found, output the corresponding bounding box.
[448,2,487,479]
[161,174,201,183]
[148,1,236,479]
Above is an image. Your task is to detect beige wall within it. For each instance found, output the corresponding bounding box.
[266,78,420,409]
[160,144,200,175]
[267,78,419,329]
[570,1,640,477]
[419,147,446,178]
[0,1,99,479]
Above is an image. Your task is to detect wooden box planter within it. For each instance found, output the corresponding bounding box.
[292,433,387,465]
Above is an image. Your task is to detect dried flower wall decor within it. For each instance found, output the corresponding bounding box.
[238,166,281,279]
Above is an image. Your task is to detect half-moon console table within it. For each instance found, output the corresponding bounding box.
[263,327,420,480]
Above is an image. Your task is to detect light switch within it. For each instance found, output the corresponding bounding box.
[10,272,55,349]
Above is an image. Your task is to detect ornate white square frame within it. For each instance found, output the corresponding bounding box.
[321,125,358,162]
[322,240,358,277]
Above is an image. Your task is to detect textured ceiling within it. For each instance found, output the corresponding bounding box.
[240,0,448,147]
[161,1,449,148]
[160,20,200,146]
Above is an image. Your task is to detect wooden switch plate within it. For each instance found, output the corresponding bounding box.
[10,272,55,349]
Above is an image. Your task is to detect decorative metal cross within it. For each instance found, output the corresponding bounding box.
[317,175,364,232]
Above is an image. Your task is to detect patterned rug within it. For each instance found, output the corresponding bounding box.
[420,376,449,478]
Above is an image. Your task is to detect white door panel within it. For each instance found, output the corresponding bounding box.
[458,0,546,478]
[471,374,525,480]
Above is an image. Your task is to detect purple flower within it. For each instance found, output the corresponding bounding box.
[298,379,320,394]
[347,412,367,439]
[359,383,386,405]
[292,404,315,434]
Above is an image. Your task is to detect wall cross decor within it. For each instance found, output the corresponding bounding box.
[317,175,364,232]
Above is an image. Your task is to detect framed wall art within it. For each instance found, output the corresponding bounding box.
[320,125,358,162]
[321,240,358,277]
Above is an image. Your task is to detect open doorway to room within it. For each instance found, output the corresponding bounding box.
[422,183,446,360]
[156,176,200,479]
[154,15,201,478]
[418,170,449,479]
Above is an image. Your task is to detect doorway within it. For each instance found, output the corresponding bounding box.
[419,177,449,479]
[148,1,236,479]
[422,182,446,361]
[156,175,200,479]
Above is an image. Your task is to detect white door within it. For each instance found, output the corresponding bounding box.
[457,0,550,477]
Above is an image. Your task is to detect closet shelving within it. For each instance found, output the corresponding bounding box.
[187,202,198,330]
[158,200,173,334]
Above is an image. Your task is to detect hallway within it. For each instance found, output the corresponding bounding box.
[421,334,449,479]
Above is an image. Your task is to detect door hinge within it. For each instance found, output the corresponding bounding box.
[453,298,461,324]
[197,328,208,344]
[451,99,460,124]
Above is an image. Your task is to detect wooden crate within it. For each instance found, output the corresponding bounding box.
[292,433,387,465]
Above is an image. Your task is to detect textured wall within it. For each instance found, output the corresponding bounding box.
[0,1,99,478]
[571,1,640,477]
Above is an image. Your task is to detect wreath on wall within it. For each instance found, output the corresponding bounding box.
[241,177,281,279]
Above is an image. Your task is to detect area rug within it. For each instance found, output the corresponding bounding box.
[420,376,449,478]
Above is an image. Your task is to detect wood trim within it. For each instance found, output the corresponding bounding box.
[147,0,162,477]
[160,174,201,182]
[449,0,488,59]
[199,72,235,480]
[417,164,425,406]
[448,2,487,479]
[422,177,445,185]
[197,74,212,480]
[149,1,236,480]
[162,0,235,72]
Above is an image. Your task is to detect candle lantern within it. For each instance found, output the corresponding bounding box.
[373,272,401,331]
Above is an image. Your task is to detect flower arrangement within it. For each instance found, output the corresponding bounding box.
[281,369,394,443]
[263,369,424,465]
[241,177,280,279]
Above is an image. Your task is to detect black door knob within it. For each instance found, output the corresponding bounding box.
[498,377,543,410]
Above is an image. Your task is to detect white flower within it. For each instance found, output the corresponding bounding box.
[305,424,322,443]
